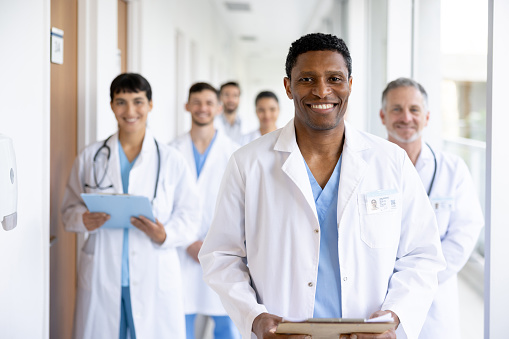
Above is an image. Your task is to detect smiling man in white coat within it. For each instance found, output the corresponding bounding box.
[171,82,240,339]
[379,78,484,339]
[199,33,446,339]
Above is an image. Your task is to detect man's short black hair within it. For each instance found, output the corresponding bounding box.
[110,73,152,102]
[188,82,219,101]
[285,33,352,79]
[220,81,241,94]
[255,91,279,106]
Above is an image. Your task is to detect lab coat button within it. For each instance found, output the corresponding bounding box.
[343,277,347,282]
[308,282,314,287]
[314,229,319,233]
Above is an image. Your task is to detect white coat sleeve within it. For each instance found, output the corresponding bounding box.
[438,159,483,283]
[381,154,446,339]
[158,157,201,249]
[199,154,267,338]
[61,155,89,233]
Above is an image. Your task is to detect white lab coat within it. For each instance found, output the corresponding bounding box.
[171,130,239,315]
[240,129,261,146]
[214,113,244,144]
[199,119,446,339]
[416,142,483,339]
[61,130,200,339]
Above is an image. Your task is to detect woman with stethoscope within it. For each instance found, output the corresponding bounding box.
[61,73,200,339]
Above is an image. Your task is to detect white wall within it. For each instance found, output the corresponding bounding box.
[344,0,369,130]
[0,1,50,338]
[78,0,121,149]
[413,0,442,149]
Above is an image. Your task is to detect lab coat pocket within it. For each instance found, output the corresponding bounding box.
[358,191,401,248]
[152,181,175,222]
[77,251,94,291]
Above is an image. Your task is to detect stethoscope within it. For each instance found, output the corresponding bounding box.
[425,142,437,196]
[84,135,161,200]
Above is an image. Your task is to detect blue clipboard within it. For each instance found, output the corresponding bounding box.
[81,193,155,229]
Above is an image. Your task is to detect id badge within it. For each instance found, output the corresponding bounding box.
[365,189,398,215]
[430,197,455,212]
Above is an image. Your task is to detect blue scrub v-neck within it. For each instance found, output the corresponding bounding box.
[304,156,343,318]
[118,141,139,287]
[192,131,217,178]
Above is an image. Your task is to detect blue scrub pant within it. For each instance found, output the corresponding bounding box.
[185,314,240,339]
[119,286,136,339]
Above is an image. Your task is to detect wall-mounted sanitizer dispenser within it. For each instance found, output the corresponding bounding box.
[0,134,17,231]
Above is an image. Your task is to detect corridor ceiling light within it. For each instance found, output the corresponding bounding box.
[224,2,251,11]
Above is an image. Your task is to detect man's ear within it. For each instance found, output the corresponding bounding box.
[184,102,190,113]
[379,109,386,125]
[425,111,430,126]
[284,77,293,100]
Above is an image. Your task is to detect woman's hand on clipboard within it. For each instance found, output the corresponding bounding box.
[82,211,110,231]
[131,215,167,245]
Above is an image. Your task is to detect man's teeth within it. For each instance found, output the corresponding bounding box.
[311,104,334,109]
[126,118,137,122]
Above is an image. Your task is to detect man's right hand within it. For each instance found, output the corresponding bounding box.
[82,211,110,231]
[252,313,311,339]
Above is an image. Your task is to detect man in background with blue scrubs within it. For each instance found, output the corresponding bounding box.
[171,82,240,339]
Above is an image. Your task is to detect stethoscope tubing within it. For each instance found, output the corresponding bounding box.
[426,142,437,197]
[85,135,161,201]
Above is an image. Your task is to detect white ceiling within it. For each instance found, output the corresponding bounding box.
[211,0,333,60]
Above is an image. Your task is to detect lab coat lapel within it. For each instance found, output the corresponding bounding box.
[337,122,369,222]
[180,133,199,181]
[275,120,318,222]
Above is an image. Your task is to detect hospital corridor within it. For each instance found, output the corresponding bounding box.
[1,0,508,338]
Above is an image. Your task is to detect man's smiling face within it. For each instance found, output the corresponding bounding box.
[380,86,429,144]
[284,50,352,132]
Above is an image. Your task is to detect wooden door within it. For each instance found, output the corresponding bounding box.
[118,0,128,73]
[50,0,78,337]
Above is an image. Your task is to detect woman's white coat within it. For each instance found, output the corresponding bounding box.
[61,129,200,339]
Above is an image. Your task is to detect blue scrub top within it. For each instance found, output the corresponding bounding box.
[118,141,138,287]
[192,131,217,178]
[304,156,343,318]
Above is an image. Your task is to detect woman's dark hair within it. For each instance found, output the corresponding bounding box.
[255,91,279,106]
[110,73,152,102]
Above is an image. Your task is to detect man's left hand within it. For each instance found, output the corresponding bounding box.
[340,310,399,339]
[187,240,203,263]
[131,215,167,244]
